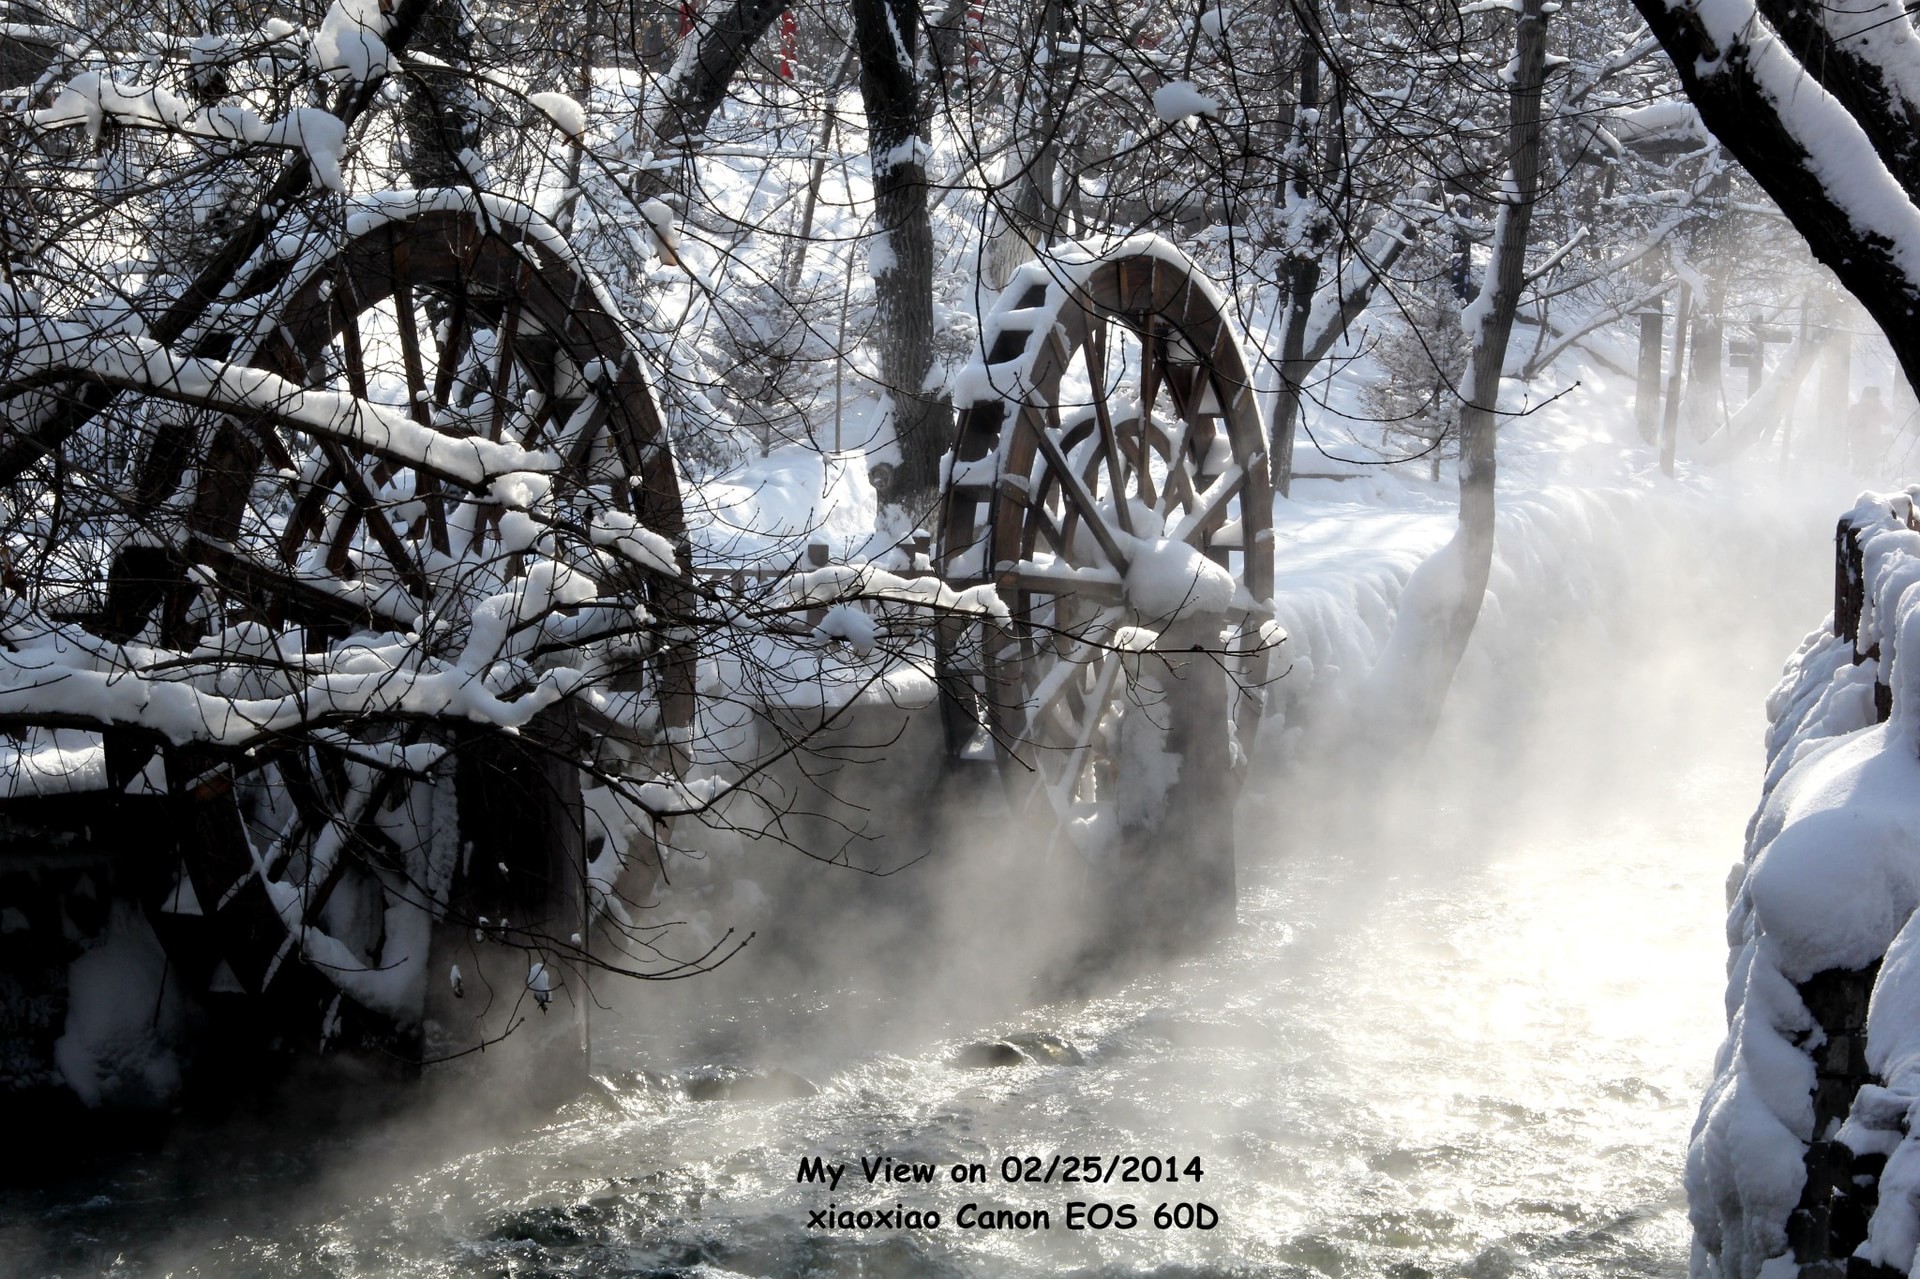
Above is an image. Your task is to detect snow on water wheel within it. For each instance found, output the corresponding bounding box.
[111,194,691,1074]
[938,240,1278,947]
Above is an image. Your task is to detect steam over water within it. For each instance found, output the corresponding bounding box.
[2,492,1827,1278]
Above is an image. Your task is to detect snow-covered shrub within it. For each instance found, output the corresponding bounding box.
[1360,236,1469,476]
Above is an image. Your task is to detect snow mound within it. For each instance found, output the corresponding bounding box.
[1153,81,1220,123]
[530,91,586,140]
[1123,536,1235,620]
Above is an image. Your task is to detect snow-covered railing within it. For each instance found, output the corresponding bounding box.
[1834,490,1920,659]
[1691,488,1920,1279]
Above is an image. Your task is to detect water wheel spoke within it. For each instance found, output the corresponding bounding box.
[333,264,372,403]
[1172,464,1247,549]
[272,751,336,867]
[487,288,528,443]
[465,503,504,559]
[391,277,451,555]
[561,395,614,475]
[1024,495,1071,561]
[1137,323,1163,499]
[1116,415,1158,512]
[1023,604,1125,733]
[1028,413,1130,573]
[1084,315,1135,539]
[280,744,403,932]
[323,500,361,577]
[1156,346,1197,420]
[391,279,432,427]
[280,460,342,561]
[431,293,473,413]
[1154,418,1199,522]
[1044,654,1121,819]
[296,823,354,931]
[242,413,298,474]
[316,438,429,598]
[1003,560,1126,606]
[187,533,413,631]
[517,384,572,454]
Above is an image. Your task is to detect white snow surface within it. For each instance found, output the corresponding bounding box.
[313,0,392,84]
[32,74,351,190]
[1153,81,1221,123]
[1123,536,1236,620]
[529,91,587,141]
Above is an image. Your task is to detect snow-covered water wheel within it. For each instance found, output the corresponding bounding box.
[109,195,691,1074]
[938,241,1276,948]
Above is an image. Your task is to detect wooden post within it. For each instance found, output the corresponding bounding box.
[1101,607,1236,956]
[427,710,589,1109]
[1784,299,1810,469]
[1661,284,1692,476]
[1819,326,1853,461]
[1688,299,1725,439]
[805,538,830,627]
[1636,304,1664,443]
[1728,337,1758,402]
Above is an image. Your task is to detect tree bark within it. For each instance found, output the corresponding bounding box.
[853,0,949,515]
[399,0,481,190]
[1660,282,1691,475]
[1454,0,1548,612]
[656,0,790,148]
[1747,0,1920,195]
[983,0,1069,289]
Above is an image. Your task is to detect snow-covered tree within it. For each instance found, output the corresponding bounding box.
[1633,0,1920,399]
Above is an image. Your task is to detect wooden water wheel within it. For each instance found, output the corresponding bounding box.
[100,194,692,1075]
[937,241,1277,943]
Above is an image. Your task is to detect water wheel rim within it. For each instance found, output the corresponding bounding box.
[120,199,690,1047]
[939,243,1275,855]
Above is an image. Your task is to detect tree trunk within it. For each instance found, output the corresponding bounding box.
[1359,0,1550,752]
[1636,303,1664,443]
[853,0,949,516]
[1269,0,1326,495]
[1661,283,1691,475]
[1453,0,1548,608]
[657,0,791,148]
[621,0,791,209]
[1687,299,1723,439]
[399,0,481,190]
[983,0,1067,289]
[1747,0,1920,195]
[1683,170,1732,439]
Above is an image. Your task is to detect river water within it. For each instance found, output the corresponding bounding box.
[3,492,1824,1278]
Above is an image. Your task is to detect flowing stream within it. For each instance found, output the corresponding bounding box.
[1,494,1825,1278]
